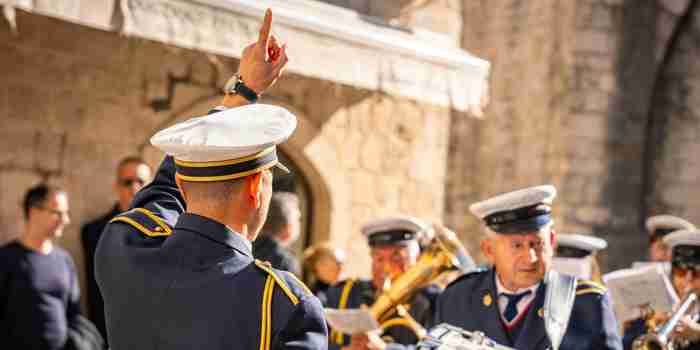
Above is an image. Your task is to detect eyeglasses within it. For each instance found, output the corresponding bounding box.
[38,206,69,217]
[118,178,146,187]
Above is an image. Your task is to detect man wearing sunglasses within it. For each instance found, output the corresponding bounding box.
[623,229,700,350]
[80,156,152,341]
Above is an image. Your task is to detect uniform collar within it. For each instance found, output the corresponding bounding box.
[175,213,252,257]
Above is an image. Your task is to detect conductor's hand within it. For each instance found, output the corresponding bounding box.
[238,8,288,95]
[348,332,387,350]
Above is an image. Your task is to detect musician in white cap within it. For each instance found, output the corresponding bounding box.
[94,9,327,350]
[554,234,608,283]
[646,215,696,262]
[324,215,441,350]
[623,229,700,350]
[434,185,622,350]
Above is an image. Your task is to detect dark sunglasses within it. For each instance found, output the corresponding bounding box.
[118,178,146,187]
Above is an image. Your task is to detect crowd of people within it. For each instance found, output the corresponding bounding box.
[3,8,700,350]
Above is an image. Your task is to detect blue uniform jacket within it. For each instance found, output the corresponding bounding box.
[435,268,622,350]
[95,151,328,350]
[324,278,439,350]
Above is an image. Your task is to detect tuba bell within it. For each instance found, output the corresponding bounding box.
[370,224,475,340]
[633,291,699,350]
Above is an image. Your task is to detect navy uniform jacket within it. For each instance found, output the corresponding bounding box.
[324,278,439,349]
[95,154,328,350]
[435,268,622,350]
[81,204,120,341]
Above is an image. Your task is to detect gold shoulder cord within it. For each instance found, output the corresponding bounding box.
[332,279,356,344]
[259,276,275,350]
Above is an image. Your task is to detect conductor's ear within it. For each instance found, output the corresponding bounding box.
[246,172,263,209]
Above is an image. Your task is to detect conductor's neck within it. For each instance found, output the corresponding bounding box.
[186,203,253,241]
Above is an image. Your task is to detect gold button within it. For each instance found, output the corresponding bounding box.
[538,308,544,318]
[483,293,493,306]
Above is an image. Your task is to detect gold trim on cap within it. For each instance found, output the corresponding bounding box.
[175,162,276,182]
[175,146,275,168]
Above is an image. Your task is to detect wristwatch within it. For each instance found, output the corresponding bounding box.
[224,74,259,103]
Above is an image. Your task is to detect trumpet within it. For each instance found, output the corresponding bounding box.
[633,292,699,350]
[370,224,475,340]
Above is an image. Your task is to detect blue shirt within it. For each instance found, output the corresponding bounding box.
[0,241,81,350]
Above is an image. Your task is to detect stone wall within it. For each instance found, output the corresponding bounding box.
[0,10,452,311]
[446,0,577,260]
[647,1,700,229]
[447,0,698,271]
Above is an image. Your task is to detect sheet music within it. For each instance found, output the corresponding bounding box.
[551,257,592,279]
[631,261,671,275]
[324,308,380,334]
[603,264,679,322]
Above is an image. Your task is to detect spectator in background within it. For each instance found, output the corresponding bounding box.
[253,191,302,276]
[81,156,152,341]
[303,242,345,303]
[0,185,81,349]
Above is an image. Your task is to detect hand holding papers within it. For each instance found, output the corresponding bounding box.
[603,264,679,322]
[324,308,380,334]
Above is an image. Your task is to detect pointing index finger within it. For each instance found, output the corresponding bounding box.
[257,9,272,55]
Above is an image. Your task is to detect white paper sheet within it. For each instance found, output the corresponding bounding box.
[552,257,592,280]
[631,261,672,275]
[603,264,679,322]
[324,308,380,334]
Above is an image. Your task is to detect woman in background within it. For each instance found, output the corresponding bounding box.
[303,242,345,303]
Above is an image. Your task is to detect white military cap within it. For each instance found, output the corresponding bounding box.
[663,230,700,249]
[151,104,296,182]
[361,215,428,247]
[663,230,700,269]
[645,215,695,240]
[469,185,557,234]
[556,234,607,258]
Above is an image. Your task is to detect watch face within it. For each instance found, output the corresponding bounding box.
[224,75,240,93]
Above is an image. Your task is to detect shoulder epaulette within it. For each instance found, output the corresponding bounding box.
[444,266,489,289]
[576,279,607,296]
[109,208,172,237]
[254,260,310,305]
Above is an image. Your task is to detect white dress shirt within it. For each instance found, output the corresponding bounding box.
[495,273,540,325]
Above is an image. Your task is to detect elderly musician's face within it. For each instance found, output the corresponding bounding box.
[370,244,416,290]
[482,227,555,291]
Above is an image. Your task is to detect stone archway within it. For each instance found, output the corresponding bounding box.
[138,94,349,259]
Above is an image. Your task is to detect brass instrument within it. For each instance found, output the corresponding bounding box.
[370,224,475,340]
[633,292,699,350]
[417,323,516,350]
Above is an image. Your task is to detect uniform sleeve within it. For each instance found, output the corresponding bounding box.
[597,292,624,350]
[128,156,185,226]
[275,295,329,350]
[432,287,447,326]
